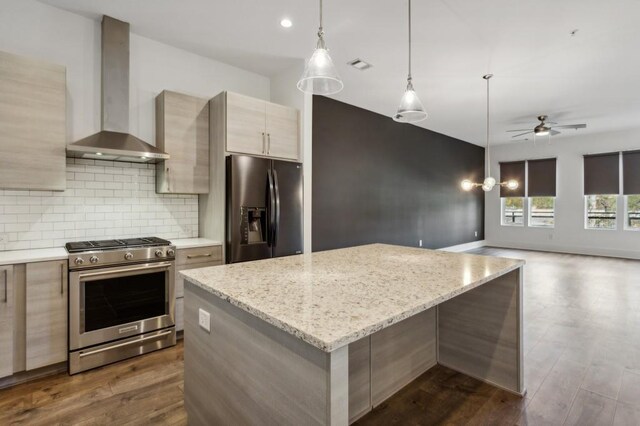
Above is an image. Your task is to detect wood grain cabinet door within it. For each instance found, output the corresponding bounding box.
[156,91,210,194]
[0,265,14,378]
[225,92,267,156]
[265,102,299,160]
[25,260,67,370]
[0,51,66,191]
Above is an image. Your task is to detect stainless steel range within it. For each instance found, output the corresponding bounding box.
[66,237,176,374]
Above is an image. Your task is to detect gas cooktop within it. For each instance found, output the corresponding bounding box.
[65,237,172,253]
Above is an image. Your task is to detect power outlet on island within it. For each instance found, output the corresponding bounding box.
[198,308,211,332]
[419,239,423,247]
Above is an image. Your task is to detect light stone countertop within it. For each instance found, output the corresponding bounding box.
[181,243,525,352]
[171,238,222,249]
[0,247,68,266]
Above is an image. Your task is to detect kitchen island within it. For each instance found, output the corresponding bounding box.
[181,244,525,425]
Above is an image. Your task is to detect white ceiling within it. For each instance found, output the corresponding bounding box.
[38,0,640,146]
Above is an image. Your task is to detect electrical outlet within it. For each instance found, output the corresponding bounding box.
[419,239,423,247]
[474,231,478,238]
[198,308,211,332]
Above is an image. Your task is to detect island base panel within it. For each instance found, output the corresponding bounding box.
[183,283,348,426]
[348,308,437,422]
[437,268,524,395]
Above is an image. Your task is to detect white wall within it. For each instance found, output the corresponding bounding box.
[486,128,640,259]
[0,0,272,250]
[269,61,313,253]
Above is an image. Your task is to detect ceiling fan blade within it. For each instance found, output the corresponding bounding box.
[552,124,586,130]
[549,129,561,136]
[507,129,533,132]
[512,131,533,138]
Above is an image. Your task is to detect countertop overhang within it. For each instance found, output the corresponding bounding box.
[181,243,525,352]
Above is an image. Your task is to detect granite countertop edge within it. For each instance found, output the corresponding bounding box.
[181,256,524,353]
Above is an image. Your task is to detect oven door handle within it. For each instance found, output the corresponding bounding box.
[78,329,174,358]
[77,262,173,280]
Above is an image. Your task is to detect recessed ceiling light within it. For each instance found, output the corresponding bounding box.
[347,58,372,70]
[280,18,292,28]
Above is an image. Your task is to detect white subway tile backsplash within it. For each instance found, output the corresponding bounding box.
[0,159,198,250]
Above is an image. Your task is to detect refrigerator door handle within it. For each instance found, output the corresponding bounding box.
[273,169,281,247]
[267,168,276,247]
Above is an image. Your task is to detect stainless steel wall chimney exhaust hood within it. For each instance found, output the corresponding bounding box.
[66,16,169,163]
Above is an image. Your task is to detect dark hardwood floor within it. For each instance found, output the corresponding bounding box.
[1,247,640,425]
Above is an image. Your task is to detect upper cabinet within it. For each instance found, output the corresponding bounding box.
[225,92,300,161]
[0,51,66,191]
[156,90,210,194]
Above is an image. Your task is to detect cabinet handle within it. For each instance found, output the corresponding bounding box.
[261,132,266,154]
[3,269,6,303]
[166,167,171,192]
[186,253,212,259]
[60,263,64,295]
[267,133,271,154]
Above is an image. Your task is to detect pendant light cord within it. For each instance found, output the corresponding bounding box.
[486,76,491,177]
[318,0,324,38]
[407,0,412,84]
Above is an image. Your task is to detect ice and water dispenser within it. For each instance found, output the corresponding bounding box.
[240,206,267,245]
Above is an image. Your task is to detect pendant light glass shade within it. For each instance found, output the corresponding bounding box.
[393,81,427,123]
[297,42,343,95]
[297,0,343,95]
[394,0,427,123]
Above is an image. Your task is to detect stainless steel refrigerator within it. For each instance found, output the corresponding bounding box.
[226,155,303,263]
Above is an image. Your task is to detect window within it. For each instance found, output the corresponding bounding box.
[623,151,640,230]
[585,194,617,229]
[584,153,620,230]
[529,197,555,227]
[626,195,640,230]
[528,159,557,228]
[502,197,524,226]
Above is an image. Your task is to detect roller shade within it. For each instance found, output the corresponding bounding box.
[528,158,557,197]
[623,150,640,195]
[584,152,619,195]
[499,161,525,197]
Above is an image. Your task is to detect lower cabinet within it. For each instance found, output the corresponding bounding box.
[0,265,14,378]
[25,260,67,370]
[175,245,222,333]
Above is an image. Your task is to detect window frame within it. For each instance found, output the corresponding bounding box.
[528,196,555,228]
[624,194,640,231]
[501,197,525,227]
[584,194,618,231]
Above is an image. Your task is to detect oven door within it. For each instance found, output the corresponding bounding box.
[69,261,175,351]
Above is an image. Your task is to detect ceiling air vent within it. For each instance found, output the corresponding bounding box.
[347,58,372,70]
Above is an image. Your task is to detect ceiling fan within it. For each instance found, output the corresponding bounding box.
[507,115,586,139]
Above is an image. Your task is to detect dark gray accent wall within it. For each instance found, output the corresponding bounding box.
[312,96,485,252]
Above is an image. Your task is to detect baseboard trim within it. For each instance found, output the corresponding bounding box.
[484,240,640,260]
[438,240,486,253]
[0,362,67,390]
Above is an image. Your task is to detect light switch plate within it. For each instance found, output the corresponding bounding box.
[198,308,211,332]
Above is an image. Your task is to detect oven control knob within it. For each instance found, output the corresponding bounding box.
[166,248,175,257]
[89,256,99,264]
[124,252,133,260]
[155,249,164,258]
[74,257,84,265]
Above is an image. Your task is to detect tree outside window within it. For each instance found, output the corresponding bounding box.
[586,194,617,229]
[502,197,524,226]
[626,195,640,229]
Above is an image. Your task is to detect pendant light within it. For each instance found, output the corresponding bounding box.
[393,0,427,123]
[297,0,343,95]
[461,74,519,192]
